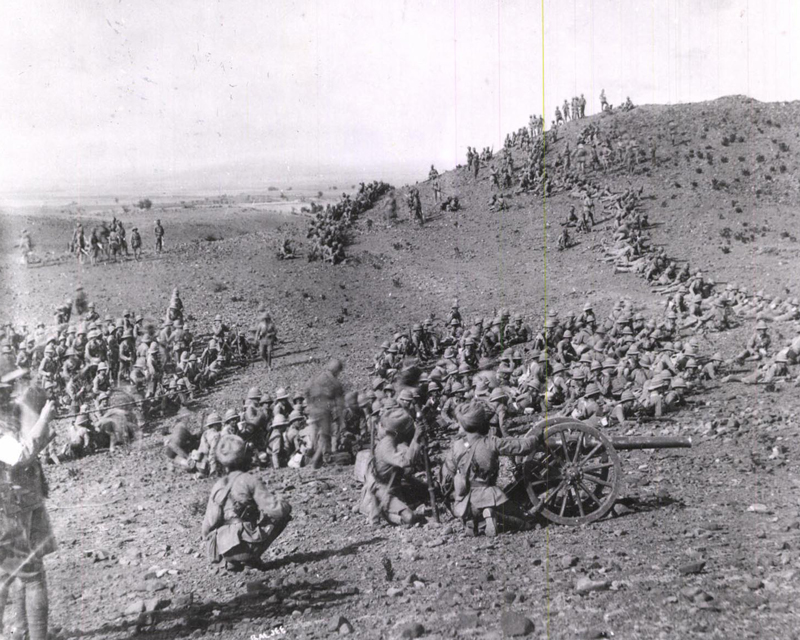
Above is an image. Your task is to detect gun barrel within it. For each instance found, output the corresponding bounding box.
[610,436,692,451]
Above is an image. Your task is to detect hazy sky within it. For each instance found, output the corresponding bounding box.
[0,0,797,195]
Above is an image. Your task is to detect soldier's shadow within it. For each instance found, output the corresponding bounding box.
[262,535,386,570]
[71,577,356,639]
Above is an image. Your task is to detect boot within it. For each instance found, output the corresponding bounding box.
[483,509,498,537]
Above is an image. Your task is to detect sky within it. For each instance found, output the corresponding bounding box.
[0,0,798,196]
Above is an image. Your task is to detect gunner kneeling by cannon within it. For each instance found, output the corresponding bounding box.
[441,402,540,537]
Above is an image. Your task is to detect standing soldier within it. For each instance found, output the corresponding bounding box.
[117,220,129,256]
[130,227,142,261]
[600,89,608,112]
[0,398,57,640]
[305,358,346,469]
[154,219,164,254]
[72,224,86,263]
[255,313,278,370]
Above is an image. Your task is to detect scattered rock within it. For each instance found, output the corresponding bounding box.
[746,578,764,590]
[575,577,611,595]
[613,503,633,516]
[144,597,171,612]
[499,611,535,637]
[174,593,194,608]
[456,610,480,629]
[122,600,145,616]
[748,504,771,514]
[330,616,354,634]
[559,555,579,569]
[387,587,404,597]
[398,622,425,638]
[246,580,269,594]
[583,630,612,639]
[678,561,706,575]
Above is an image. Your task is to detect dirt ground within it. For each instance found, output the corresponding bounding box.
[2,95,800,639]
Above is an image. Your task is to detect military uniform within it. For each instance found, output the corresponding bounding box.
[202,436,291,572]
[0,400,56,640]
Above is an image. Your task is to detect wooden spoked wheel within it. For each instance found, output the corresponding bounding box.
[522,417,622,526]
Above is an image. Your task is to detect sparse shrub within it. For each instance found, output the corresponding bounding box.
[779,164,787,173]
[738,156,745,162]
[691,181,698,188]
[204,234,221,242]
[721,138,730,147]
[674,182,682,188]
[735,207,742,213]
[721,156,729,163]
[720,245,731,254]
[696,168,703,174]
[742,168,751,177]
[765,174,773,181]
[756,154,765,163]
[136,198,152,210]
[720,227,732,240]
[696,151,703,159]
[779,142,789,152]
[392,277,402,288]
[661,201,668,208]
[211,281,228,293]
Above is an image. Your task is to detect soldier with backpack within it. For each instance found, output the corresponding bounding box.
[201,434,292,573]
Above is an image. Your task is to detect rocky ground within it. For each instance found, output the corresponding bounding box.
[2,95,800,639]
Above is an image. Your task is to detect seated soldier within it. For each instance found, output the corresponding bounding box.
[442,402,539,537]
[191,412,224,476]
[202,434,292,573]
[359,408,429,527]
[164,420,200,471]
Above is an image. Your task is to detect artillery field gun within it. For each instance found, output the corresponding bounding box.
[507,416,692,526]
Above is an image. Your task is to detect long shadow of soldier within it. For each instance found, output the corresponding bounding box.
[63,537,385,639]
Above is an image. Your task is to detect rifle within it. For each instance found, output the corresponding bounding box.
[415,407,440,523]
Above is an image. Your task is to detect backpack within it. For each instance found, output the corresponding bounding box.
[452,442,478,519]
[203,472,241,562]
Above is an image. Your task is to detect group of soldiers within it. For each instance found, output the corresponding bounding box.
[465,146,493,178]
[426,165,460,213]
[355,296,709,533]
[306,181,392,264]
[68,217,163,265]
[554,94,588,125]
[0,288,268,462]
[165,362,369,481]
